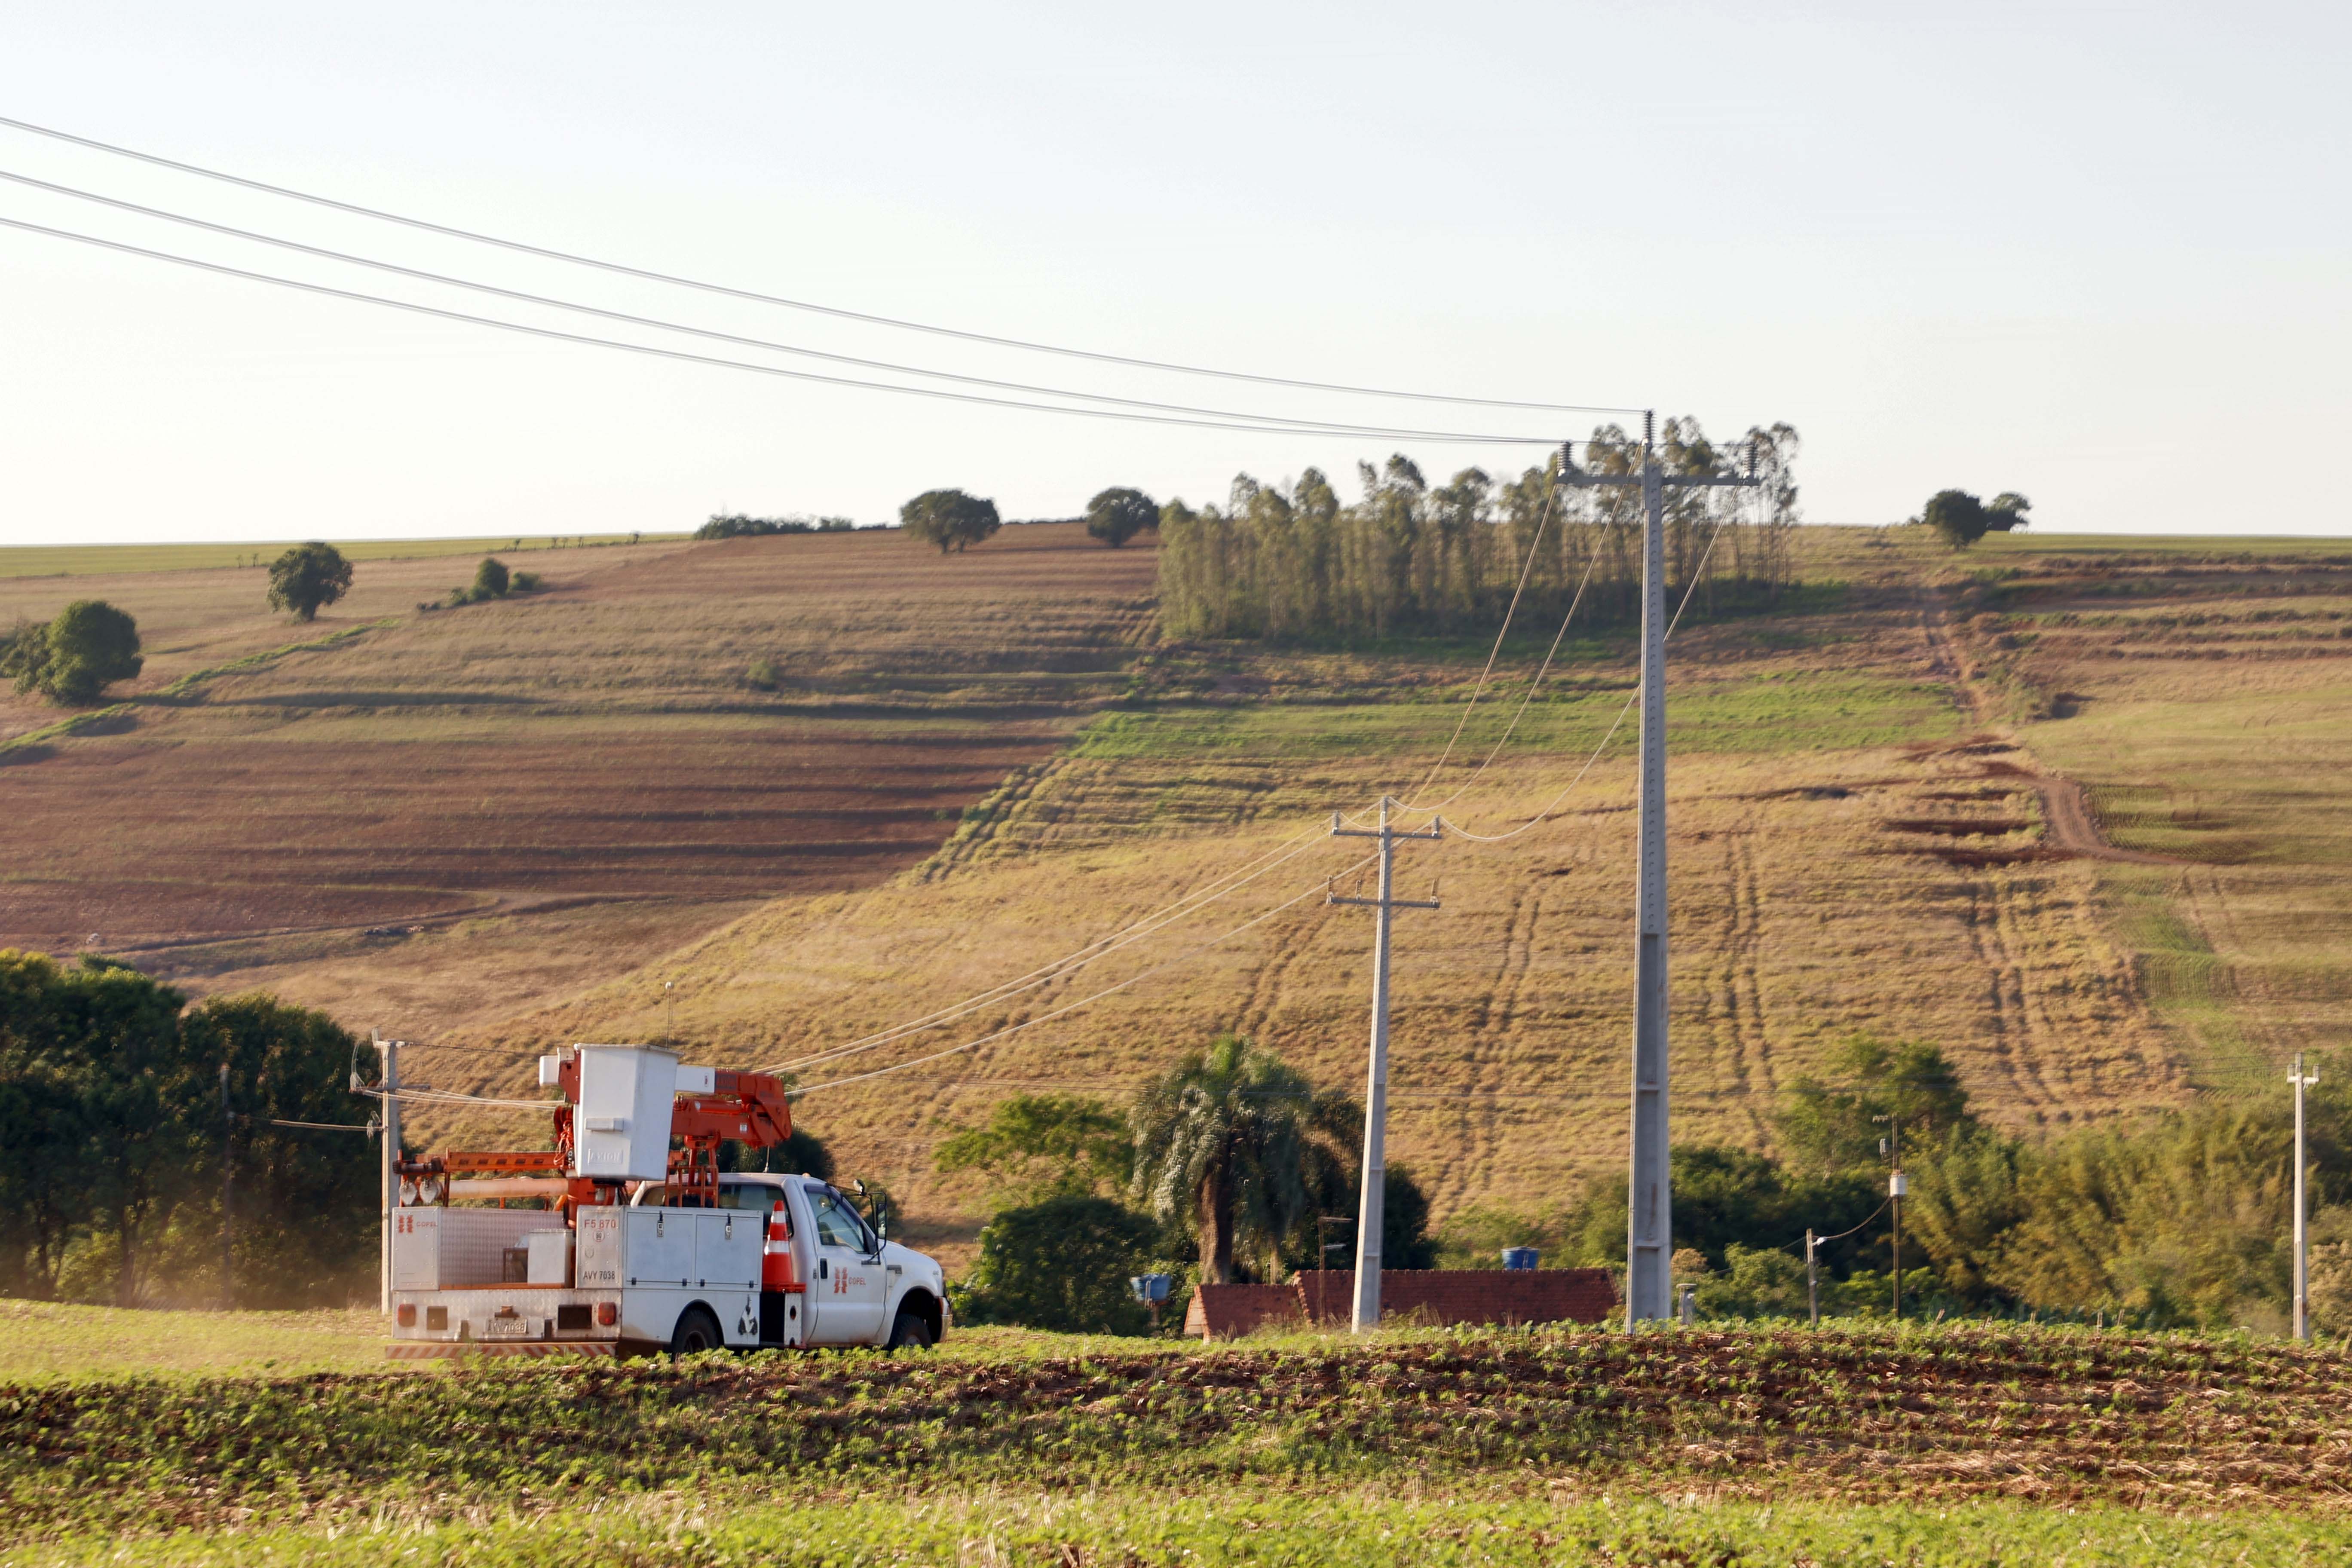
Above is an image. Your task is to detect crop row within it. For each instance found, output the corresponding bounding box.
[4,1325,2349,1543]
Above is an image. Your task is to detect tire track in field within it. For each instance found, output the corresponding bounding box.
[1961,875,2064,1119]
[1713,824,1774,1140]
[1453,876,1543,1187]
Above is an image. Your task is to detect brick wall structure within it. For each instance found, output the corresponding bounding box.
[1186,1268,1617,1341]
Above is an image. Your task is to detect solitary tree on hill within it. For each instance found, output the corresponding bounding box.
[266,542,354,621]
[899,489,1001,553]
[1,600,143,704]
[1131,1035,1357,1284]
[1084,487,1159,548]
[1921,490,2030,549]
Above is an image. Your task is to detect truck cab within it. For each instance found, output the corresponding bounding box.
[626,1173,946,1350]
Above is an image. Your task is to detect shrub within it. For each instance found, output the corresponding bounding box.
[961,1194,1157,1333]
[746,656,782,691]
[472,557,510,599]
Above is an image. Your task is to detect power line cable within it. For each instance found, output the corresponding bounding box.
[1442,506,1736,844]
[0,168,1573,442]
[769,820,1368,1074]
[1391,471,1563,807]
[1400,488,1609,816]
[791,859,1372,1096]
[0,113,1642,417]
[0,215,1560,444]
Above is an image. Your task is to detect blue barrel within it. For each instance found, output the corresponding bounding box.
[1501,1246,1540,1271]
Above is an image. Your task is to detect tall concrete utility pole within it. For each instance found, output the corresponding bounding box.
[2292,1053,2319,1341]
[1329,795,1439,1331]
[378,1032,401,1314]
[1560,413,1761,1327]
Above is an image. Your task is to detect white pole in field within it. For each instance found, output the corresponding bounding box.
[1329,796,1439,1331]
[2292,1053,2318,1342]
[1555,416,1762,1329]
[379,1033,400,1315]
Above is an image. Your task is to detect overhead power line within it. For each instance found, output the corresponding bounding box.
[0,167,1562,442]
[0,113,1641,418]
[0,215,1556,445]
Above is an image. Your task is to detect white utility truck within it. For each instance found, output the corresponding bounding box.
[387,1043,946,1359]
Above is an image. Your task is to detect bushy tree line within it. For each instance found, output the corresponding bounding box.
[428,556,541,610]
[1155,421,1801,642]
[696,513,857,540]
[0,951,380,1308]
[943,1035,1433,1334]
[1448,1032,2352,1332]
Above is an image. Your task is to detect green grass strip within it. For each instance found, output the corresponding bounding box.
[0,619,399,753]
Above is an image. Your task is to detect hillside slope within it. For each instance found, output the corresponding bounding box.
[438,529,2312,1239]
[0,524,1152,1039]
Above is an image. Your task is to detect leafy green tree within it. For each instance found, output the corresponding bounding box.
[899,489,1001,554]
[1922,490,1991,549]
[0,951,101,1298]
[961,1193,1157,1333]
[1985,493,2033,532]
[3,601,143,705]
[1774,1033,1975,1178]
[1553,1142,1877,1276]
[935,1093,1132,1207]
[45,956,196,1305]
[1354,1163,1436,1269]
[1903,1125,2030,1305]
[266,542,354,621]
[1130,1035,1357,1283]
[1084,487,1159,548]
[182,995,380,1308]
[1694,1242,1812,1320]
[472,557,511,599]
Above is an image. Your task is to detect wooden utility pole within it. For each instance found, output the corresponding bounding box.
[1560,414,1761,1327]
[1329,796,1439,1331]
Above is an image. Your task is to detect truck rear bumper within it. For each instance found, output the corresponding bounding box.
[387,1337,659,1361]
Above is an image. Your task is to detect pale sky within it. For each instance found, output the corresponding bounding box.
[2,1,2345,544]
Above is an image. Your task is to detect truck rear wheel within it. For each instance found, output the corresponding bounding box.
[886,1304,933,1351]
[670,1305,725,1358]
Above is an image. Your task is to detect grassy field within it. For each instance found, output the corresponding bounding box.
[0,1300,387,1382]
[0,533,685,579]
[0,524,1152,1043]
[5,1317,2349,1563]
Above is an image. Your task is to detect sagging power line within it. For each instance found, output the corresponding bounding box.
[0,113,1644,418]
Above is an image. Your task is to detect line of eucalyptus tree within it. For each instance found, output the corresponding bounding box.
[1156,419,1800,642]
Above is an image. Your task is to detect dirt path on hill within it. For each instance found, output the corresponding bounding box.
[1914,582,2188,865]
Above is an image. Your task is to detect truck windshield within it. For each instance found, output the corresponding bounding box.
[806,1186,873,1252]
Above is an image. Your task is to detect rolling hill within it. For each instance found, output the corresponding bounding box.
[6,522,2347,1260]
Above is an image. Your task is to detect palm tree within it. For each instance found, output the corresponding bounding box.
[1131,1035,1358,1284]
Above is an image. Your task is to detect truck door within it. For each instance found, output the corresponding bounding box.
[802,1182,886,1344]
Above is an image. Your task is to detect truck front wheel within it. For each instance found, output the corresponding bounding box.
[671,1305,725,1358]
[886,1304,934,1351]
